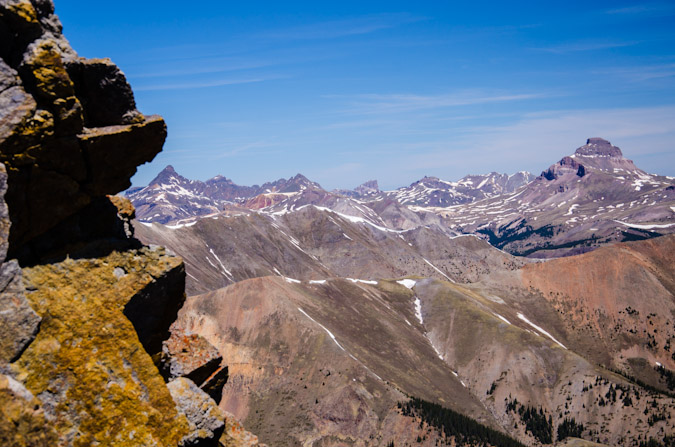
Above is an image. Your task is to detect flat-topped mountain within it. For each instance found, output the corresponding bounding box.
[442,138,675,257]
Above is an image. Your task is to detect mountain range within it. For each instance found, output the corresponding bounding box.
[129,138,675,258]
[128,138,675,446]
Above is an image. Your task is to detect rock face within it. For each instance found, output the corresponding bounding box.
[0,0,166,262]
[0,163,40,365]
[0,1,255,446]
[168,377,226,447]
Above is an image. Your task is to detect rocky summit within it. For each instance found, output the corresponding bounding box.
[0,1,259,446]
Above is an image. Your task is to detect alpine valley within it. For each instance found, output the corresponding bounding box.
[129,138,675,446]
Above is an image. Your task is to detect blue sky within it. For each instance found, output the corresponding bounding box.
[56,1,675,190]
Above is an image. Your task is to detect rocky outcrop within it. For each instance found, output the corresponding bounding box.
[571,137,639,171]
[576,137,623,158]
[168,377,226,447]
[541,156,585,180]
[163,320,230,403]
[0,1,253,445]
[0,257,39,363]
[0,0,166,262]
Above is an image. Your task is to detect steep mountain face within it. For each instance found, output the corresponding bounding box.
[176,277,497,446]
[441,138,675,257]
[0,2,258,446]
[520,235,675,379]
[165,236,675,447]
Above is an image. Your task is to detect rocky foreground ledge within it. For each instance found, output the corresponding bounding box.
[0,1,259,445]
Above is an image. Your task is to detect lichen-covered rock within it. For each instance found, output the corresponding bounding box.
[1,1,258,445]
[219,411,263,447]
[0,0,166,257]
[163,320,223,379]
[15,247,191,446]
[0,373,58,446]
[168,377,226,447]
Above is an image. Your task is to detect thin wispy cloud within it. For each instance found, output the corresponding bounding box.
[212,140,281,159]
[333,90,545,115]
[605,3,675,16]
[536,40,640,54]
[258,13,423,41]
[426,105,675,175]
[134,77,274,91]
[315,105,675,188]
[592,63,675,82]
[130,60,273,79]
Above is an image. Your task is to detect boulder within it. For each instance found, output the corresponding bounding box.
[168,377,226,447]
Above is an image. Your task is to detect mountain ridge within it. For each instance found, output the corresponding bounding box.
[129,137,674,258]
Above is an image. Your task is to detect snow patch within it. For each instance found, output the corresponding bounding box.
[309,279,327,285]
[493,313,511,325]
[297,307,344,351]
[284,277,301,284]
[429,340,444,360]
[423,258,454,282]
[397,279,417,289]
[209,248,233,277]
[517,313,567,349]
[414,297,424,325]
[564,204,579,216]
[614,220,675,230]
[451,371,466,387]
[347,278,378,285]
[166,221,198,230]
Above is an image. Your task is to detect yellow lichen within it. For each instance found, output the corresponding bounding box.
[27,44,75,100]
[6,1,38,25]
[15,248,190,446]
